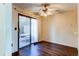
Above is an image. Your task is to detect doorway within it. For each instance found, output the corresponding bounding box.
[18,14,38,49]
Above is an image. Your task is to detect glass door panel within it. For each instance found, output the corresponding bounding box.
[31,18,38,43]
[19,15,30,48]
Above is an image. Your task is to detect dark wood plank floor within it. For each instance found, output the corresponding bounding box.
[19,41,78,56]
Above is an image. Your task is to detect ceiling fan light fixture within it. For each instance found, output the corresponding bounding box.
[39,3,53,17]
[40,12,47,17]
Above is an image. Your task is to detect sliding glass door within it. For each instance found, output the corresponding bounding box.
[19,15,31,48]
[19,14,38,49]
[31,18,38,43]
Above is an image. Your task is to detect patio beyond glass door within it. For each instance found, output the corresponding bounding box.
[19,15,31,48]
[19,15,38,49]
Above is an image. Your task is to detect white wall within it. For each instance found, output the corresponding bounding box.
[5,3,12,56]
[0,3,12,56]
[42,9,78,48]
[12,6,18,53]
[0,3,6,56]
[78,4,79,55]
[12,5,42,53]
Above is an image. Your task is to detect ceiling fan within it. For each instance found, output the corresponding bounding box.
[35,3,66,17]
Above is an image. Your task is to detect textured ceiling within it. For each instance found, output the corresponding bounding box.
[13,3,77,13]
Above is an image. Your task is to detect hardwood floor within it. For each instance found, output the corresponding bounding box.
[19,41,78,56]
